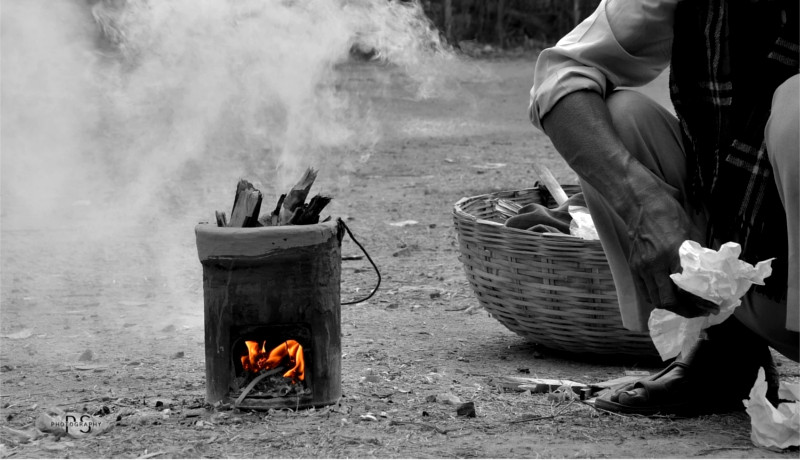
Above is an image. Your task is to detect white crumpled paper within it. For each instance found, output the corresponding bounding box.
[648,240,773,361]
[743,368,800,449]
[568,206,599,240]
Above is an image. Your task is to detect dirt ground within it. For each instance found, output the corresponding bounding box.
[1,54,798,459]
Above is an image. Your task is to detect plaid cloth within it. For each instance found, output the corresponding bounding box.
[669,0,798,298]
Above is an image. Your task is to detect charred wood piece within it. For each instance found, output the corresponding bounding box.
[228,179,263,227]
[289,194,332,225]
[280,167,317,225]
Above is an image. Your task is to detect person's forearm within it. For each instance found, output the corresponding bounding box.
[540,90,665,227]
[541,90,717,316]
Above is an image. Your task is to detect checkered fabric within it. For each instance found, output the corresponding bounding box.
[669,0,798,297]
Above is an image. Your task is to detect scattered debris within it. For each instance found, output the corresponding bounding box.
[392,246,418,257]
[547,385,580,403]
[471,162,506,169]
[463,304,483,315]
[35,409,68,438]
[389,220,419,227]
[389,420,451,435]
[72,364,107,371]
[136,451,168,459]
[78,349,94,362]
[0,329,33,340]
[0,425,39,445]
[360,370,382,384]
[494,376,589,395]
[456,402,476,418]
[435,393,462,406]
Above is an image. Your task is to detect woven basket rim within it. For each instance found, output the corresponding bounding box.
[453,186,605,247]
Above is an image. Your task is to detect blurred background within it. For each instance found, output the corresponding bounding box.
[419,0,600,49]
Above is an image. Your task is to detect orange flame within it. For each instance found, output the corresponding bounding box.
[240,339,305,382]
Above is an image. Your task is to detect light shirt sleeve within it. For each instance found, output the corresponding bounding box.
[529,0,679,130]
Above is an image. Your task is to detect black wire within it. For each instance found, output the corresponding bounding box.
[340,220,381,305]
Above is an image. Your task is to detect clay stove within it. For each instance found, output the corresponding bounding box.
[195,220,343,410]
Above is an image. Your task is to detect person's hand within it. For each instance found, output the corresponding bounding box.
[625,189,720,318]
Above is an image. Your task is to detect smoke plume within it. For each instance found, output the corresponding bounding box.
[1,0,466,327]
[2,0,460,221]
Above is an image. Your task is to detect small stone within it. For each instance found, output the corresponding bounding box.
[436,393,462,406]
[78,349,93,362]
[456,402,476,418]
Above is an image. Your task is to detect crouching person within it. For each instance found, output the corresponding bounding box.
[529,0,798,415]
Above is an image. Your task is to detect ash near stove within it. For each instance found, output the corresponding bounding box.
[195,220,343,410]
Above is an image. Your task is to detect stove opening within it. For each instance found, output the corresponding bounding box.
[230,324,314,409]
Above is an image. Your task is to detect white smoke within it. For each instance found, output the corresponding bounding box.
[2,0,461,222]
[1,0,468,328]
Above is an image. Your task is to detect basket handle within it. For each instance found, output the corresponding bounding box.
[531,163,569,206]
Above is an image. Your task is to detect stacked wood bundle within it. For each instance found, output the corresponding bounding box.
[215,167,332,228]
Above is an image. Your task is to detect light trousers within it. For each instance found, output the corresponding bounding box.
[580,75,799,361]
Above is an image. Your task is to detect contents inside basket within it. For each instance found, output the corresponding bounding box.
[497,190,598,240]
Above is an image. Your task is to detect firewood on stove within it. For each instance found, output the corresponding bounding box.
[279,167,318,225]
[289,194,332,225]
[228,179,263,227]
[287,207,304,225]
[215,211,228,227]
[258,193,286,227]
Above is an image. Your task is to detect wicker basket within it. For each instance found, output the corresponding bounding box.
[453,185,658,357]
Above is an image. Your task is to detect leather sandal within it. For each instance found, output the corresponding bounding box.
[594,361,698,416]
[594,316,779,417]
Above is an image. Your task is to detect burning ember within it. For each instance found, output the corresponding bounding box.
[241,339,305,383]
